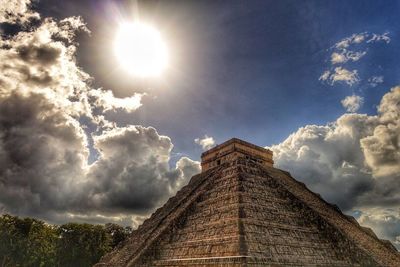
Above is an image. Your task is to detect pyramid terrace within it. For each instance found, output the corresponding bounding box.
[201,138,274,171]
[96,138,400,267]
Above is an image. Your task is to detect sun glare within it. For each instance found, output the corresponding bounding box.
[114,22,168,77]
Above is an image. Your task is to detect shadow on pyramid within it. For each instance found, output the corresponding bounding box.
[95,138,399,267]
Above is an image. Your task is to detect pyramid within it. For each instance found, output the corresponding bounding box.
[95,138,400,267]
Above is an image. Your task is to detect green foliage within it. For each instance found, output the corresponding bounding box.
[55,223,110,267]
[104,223,132,248]
[0,214,57,267]
[0,214,131,267]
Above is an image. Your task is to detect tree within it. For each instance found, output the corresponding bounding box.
[55,223,110,267]
[104,223,132,248]
[0,214,57,267]
[0,214,131,267]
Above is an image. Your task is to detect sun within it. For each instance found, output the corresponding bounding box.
[114,22,168,77]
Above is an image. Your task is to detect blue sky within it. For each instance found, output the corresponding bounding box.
[35,0,400,161]
[1,0,400,249]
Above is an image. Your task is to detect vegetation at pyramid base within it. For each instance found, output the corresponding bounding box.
[0,214,132,267]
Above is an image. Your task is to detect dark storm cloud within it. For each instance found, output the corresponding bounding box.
[17,43,61,65]
[86,126,197,212]
[0,91,88,215]
[0,3,200,226]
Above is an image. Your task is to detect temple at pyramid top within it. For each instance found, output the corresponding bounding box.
[96,138,400,267]
[201,138,274,171]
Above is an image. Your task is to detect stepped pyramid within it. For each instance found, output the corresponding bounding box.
[96,138,400,267]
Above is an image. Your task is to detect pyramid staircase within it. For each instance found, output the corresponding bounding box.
[95,139,400,267]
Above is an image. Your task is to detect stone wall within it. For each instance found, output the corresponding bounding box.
[95,153,400,267]
[132,159,382,266]
[201,138,273,171]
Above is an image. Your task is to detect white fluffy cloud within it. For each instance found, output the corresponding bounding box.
[88,89,145,113]
[271,86,400,248]
[334,33,366,49]
[361,87,400,178]
[319,67,360,86]
[0,4,200,226]
[341,94,364,112]
[321,32,390,87]
[358,208,400,249]
[271,114,378,210]
[331,51,366,64]
[272,87,400,206]
[195,135,215,150]
[334,32,390,49]
[174,157,202,189]
[0,0,39,24]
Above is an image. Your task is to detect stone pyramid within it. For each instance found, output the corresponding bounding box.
[96,138,400,267]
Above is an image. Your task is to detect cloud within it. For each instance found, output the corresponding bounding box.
[88,89,145,113]
[367,32,391,44]
[174,157,201,189]
[368,76,384,87]
[319,70,330,81]
[331,51,366,64]
[330,67,360,86]
[84,126,200,213]
[0,16,92,116]
[319,67,360,86]
[0,91,89,215]
[321,32,390,87]
[0,0,39,24]
[358,208,400,249]
[0,16,93,220]
[272,87,400,208]
[361,87,400,178]
[334,32,390,50]
[51,212,149,229]
[330,52,347,64]
[334,33,366,49]
[341,94,364,112]
[271,113,378,210]
[271,86,400,247]
[0,5,200,227]
[195,135,216,150]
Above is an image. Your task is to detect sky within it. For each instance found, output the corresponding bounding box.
[0,0,399,249]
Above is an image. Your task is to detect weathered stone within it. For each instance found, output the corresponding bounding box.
[201,138,273,171]
[95,138,400,267]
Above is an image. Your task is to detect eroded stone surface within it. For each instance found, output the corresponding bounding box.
[201,138,273,171]
[95,139,400,267]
